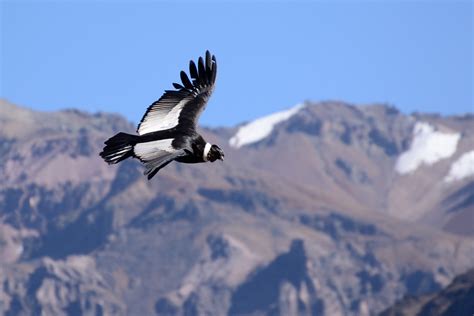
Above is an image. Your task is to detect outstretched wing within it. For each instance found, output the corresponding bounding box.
[137,51,217,135]
[133,139,186,180]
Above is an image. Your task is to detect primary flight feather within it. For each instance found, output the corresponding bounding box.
[100,51,224,180]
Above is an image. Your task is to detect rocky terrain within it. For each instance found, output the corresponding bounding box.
[0,99,473,315]
[380,268,474,316]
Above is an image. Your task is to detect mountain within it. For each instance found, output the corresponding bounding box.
[380,268,474,316]
[0,99,473,315]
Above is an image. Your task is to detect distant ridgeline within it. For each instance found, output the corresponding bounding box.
[0,99,473,315]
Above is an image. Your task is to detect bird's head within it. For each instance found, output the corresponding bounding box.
[207,144,225,162]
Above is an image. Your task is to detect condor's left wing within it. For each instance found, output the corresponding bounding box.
[133,138,186,180]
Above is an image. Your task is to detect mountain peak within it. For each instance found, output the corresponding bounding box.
[229,103,305,148]
[1,100,474,315]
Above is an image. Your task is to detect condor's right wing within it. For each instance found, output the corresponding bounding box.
[137,51,217,135]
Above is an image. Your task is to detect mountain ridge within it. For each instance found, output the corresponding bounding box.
[380,268,474,316]
[0,99,473,315]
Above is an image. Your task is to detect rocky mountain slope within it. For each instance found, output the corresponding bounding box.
[0,99,473,315]
[380,268,474,316]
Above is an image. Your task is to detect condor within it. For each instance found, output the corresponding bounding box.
[100,51,224,180]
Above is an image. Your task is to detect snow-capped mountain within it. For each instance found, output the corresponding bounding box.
[445,150,474,183]
[229,103,305,148]
[394,122,460,174]
[226,101,474,235]
[0,99,473,315]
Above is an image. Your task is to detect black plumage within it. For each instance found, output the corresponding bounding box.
[180,71,193,89]
[100,51,224,180]
[172,83,184,90]
[198,57,206,81]
[189,60,198,79]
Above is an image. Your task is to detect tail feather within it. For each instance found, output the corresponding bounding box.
[100,132,138,164]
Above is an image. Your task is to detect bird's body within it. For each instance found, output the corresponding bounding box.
[100,51,224,179]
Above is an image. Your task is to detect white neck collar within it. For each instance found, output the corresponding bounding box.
[203,143,212,161]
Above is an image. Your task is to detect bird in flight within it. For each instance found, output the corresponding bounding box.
[100,51,224,180]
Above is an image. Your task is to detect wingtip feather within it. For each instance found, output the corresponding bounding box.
[180,71,193,89]
[189,60,198,79]
[198,56,206,80]
[173,82,184,89]
[211,61,217,84]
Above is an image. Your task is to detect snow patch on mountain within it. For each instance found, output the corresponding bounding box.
[395,122,460,174]
[229,104,304,148]
[444,150,474,183]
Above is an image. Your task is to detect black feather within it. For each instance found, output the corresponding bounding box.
[189,60,198,79]
[198,57,206,84]
[173,83,184,89]
[211,58,217,84]
[205,51,212,77]
[180,71,193,89]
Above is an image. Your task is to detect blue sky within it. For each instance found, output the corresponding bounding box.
[1,1,472,127]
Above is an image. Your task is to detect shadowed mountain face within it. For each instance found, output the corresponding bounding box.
[228,240,323,316]
[0,99,473,315]
[380,268,474,316]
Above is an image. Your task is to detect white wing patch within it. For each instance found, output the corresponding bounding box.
[134,139,176,161]
[137,97,192,135]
